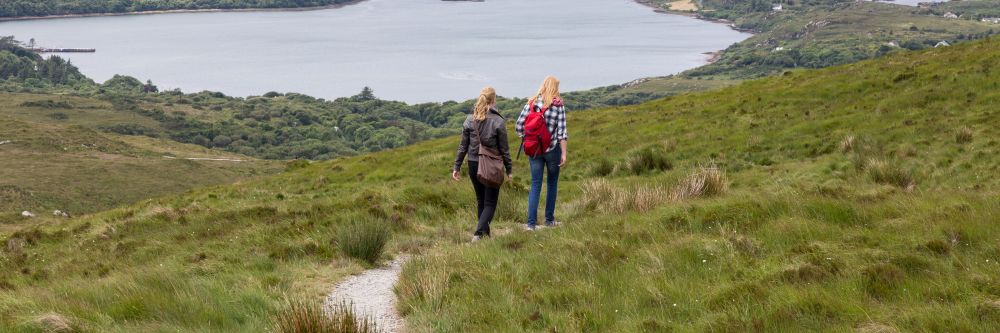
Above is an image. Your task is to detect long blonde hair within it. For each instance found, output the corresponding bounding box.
[534,76,561,109]
[473,86,497,121]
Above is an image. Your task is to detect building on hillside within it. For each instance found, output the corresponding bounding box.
[773,4,783,11]
[943,12,959,19]
[935,40,951,48]
[983,18,1000,24]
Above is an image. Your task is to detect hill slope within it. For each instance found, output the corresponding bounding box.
[0,92,280,221]
[2,37,999,332]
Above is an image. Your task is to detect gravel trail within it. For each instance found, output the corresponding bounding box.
[324,257,408,332]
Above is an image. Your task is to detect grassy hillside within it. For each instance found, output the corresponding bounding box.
[0,92,280,221]
[2,36,999,332]
[397,36,1000,331]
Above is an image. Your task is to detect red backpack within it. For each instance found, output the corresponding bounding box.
[520,98,551,158]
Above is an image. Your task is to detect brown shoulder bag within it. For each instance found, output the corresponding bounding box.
[474,118,505,188]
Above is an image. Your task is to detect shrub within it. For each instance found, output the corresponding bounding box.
[672,166,729,200]
[625,147,672,175]
[20,100,73,109]
[338,221,391,265]
[47,112,68,120]
[273,301,378,333]
[864,158,915,190]
[956,126,973,144]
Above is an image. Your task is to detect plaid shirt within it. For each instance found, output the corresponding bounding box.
[515,97,567,153]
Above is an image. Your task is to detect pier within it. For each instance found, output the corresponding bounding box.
[30,48,96,53]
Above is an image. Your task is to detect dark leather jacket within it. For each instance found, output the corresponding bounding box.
[453,107,513,174]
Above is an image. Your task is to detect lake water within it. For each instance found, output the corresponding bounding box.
[0,0,749,103]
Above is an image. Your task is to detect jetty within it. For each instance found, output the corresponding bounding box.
[30,48,96,53]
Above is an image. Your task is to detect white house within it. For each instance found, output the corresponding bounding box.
[943,12,959,19]
[982,18,1000,24]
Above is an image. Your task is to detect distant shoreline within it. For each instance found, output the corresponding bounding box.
[632,0,752,33]
[632,0,751,66]
[0,0,367,22]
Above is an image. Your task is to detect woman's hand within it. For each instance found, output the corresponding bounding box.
[451,170,461,181]
[560,153,567,167]
[506,173,513,182]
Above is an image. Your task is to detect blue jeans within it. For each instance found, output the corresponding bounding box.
[527,146,561,227]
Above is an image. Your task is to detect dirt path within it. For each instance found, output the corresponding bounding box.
[324,257,408,332]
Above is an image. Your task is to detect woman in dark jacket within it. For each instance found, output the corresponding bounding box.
[452,87,513,242]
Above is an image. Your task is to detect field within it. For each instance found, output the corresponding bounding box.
[1,36,998,332]
[0,92,280,222]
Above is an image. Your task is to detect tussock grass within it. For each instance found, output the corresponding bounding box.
[273,301,379,333]
[840,135,856,153]
[28,313,77,333]
[863,263,905,300]
[956,126,973,144]
[671,166,729,200]
[589,158,615,177]
[625,146,672,175]
[578,179,666,214]
[337,221,391,265]
[864,158,916,190]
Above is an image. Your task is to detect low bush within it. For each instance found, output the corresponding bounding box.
[338,221,391,265]
[47,112,69,120]
[20,100,73,109]
[273,301,378,333]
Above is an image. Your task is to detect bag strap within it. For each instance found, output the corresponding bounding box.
[473,118,484,149]
[474,117,502,159]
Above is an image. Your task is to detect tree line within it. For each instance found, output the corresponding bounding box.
[0,0,357,18]
[0,37,89,85]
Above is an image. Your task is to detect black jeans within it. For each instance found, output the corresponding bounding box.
[468,160,500,237]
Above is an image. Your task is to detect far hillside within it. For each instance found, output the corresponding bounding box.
[0,92,281,222]
[2,36,998,332]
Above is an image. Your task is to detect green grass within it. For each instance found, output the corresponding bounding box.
[1,36,1000,332]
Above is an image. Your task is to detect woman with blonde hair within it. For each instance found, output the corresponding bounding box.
[452,86,513,241]
[515,76,568,230]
